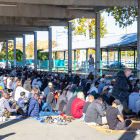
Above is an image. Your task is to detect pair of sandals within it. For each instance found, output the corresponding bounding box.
[63,116,75,122]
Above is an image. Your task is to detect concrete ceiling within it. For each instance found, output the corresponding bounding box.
[0,0,135,41]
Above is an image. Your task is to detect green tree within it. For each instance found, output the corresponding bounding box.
[105,7,137,27]
[37,49,49,67]
[8,49,23,61]
[0,42,6,60]
[66,16,108,39]
[29,54,33,58]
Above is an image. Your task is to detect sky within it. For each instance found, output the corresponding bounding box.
[15,11,137,45]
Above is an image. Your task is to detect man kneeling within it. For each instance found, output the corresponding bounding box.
[85,97,106,125]
[106,99,132,130]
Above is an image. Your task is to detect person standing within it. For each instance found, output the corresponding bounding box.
[88,54,94,74]
[110,69,131,116]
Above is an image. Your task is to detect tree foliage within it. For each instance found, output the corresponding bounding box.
[105,7,137,27]
[8,49,23,61]
[66,16,108,39]
[37,49,48,60]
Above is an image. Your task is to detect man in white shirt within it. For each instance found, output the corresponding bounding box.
[13,82,30,101]
[128,88,139,113]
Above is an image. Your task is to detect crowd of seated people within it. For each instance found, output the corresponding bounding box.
[0,68,140,130]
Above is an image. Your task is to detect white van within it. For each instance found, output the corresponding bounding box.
[0,61,11,69]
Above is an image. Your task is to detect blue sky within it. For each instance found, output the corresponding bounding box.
[16,11,137,45]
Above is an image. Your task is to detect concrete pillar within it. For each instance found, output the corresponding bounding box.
[134,48,136,70]
[64,51,66,72]
[107,49,109,67]
[137,0,140,78]
[34,32,37,71]
[55,51,57,71]
[6,41,8,69]
[23,35,26,67]
[48,27,52,72]
[100,48,102,76]
[68,22,72,74]
[117,47,121,69]
[74,50,76,73]
[86,49,88,60]
[14,38,16,67]
[95,13,100,75]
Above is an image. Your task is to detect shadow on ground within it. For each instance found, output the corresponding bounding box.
[0,119,25,129]
[0,133,15,140]
[118,132,137,140]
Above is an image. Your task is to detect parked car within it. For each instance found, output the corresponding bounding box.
[0,61,11,69]
[110,63,125,68]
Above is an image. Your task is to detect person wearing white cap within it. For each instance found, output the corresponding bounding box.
[44,82,53,97]
[108,85,113,98]
[98,78,105,94]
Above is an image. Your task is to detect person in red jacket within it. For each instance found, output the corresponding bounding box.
[71,92,86,118]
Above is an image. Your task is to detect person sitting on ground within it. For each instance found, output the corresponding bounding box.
[46,87,56,109]
[0,91,24,118]
[66,84,77,101]
[136,94,140,117]
[82,95,94,120]
[44,82,53,98]
[71,92,86,118]
[98,78,105,94]
[111,79,115,86]
[83,83,91,97]
[13,81,30,101]
[65,95,77,116]
[89,81,99,94]
[0,77,7,90]
[108,85,113,98]
[55,90,67,111]
[24,78,32,92]
[102,75,107,84]
[128,77,133,93]
[85,97,106,125]
[13,78,20,90]
[17,92,29,113]
[128,88,139,113]
[0,91,17,118]
[28,93,40,117]
[93,75,100,84]
[106,99,132,130]
[87,72,94,81]
[11,67,17,77]
[0,86,4,99]
[7,76,12,92]
[100,90,110,106]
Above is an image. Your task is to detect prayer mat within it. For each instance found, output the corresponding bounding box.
[78,120,140,134]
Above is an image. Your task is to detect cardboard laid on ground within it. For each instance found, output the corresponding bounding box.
[81,120,140,134]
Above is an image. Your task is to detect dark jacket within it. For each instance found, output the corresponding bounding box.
[111,71,129,102]
[65,95,77,116]
[85,99,105,124]
[28,97,39,117]
[55,94,68,110]
[46,92,56,109]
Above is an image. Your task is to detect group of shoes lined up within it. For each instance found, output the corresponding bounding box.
[35,116,75,125]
